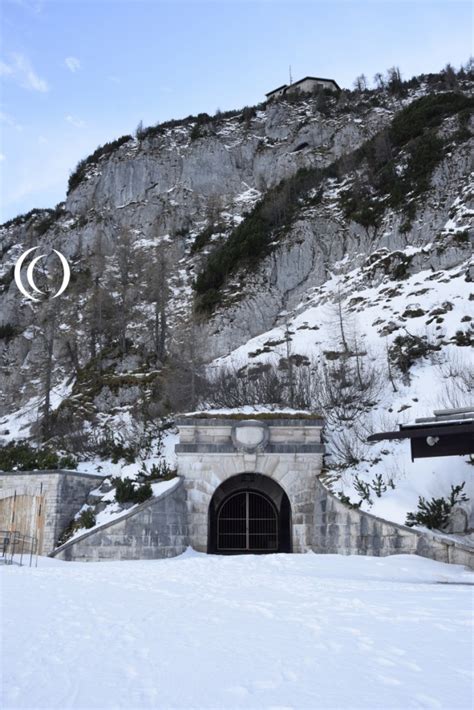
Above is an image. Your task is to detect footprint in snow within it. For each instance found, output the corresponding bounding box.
[375,656,397,667]
[227,685,250,697]
[378,674,402,686]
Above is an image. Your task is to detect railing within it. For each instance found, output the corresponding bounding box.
[0,530,38,567]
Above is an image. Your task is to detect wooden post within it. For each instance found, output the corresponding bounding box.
[35,482,44,567]
[9,490,17,562]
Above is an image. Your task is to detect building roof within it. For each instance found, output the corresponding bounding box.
[368,421,474,441]
[266,76,341,97]
[176,410,323,423]
[290,76,341,91]
[265,83,288,97]
[368,407,474,460]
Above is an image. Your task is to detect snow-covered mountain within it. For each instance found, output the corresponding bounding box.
[0,67,472,527]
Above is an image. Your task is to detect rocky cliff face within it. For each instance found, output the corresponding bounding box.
[0,76,472,451]
[204,136,472,360]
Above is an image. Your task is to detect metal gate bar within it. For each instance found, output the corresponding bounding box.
[0,530,37,566]
[217,491,278,552]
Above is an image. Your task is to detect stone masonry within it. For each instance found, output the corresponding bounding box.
[0,470,105,554]
[53,478,188,562]
[176,415,474,568]
[313,483,474,569]
[176,416,324,552]
[4,417,471,567]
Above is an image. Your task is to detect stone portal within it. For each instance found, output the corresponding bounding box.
[176,415,324,553]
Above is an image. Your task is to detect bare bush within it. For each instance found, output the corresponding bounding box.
[314,353,382,425]
[201,360,318,411]
[353,74,367,92]
[436,351,474,409]
[329,426,370,467]
[200,343,381,429]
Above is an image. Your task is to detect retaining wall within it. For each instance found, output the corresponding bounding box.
[53,478,188,562]
[313,482,474,569]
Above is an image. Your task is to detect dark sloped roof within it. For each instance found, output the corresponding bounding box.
[265,83,288,97]
[266,76,341,98]
[367,407,474,459]
[368,421,474,442]
[289,76,341,91]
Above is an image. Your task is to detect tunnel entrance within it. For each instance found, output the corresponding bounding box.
[208,474,291,554]
[217,490,278,552]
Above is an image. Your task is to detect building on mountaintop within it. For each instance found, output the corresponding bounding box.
[266,76,341,100]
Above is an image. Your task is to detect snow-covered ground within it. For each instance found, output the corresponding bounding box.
[2,551,473,709]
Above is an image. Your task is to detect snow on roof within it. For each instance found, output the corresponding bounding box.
[177,406,322,421]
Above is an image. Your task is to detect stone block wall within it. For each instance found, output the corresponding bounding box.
[0,470,104,554]
[312,481,474,569]
[176,415,473,568]
[4,422,470,568]
[53,478,188,562]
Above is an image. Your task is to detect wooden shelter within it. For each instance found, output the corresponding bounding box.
[368,407,474,460]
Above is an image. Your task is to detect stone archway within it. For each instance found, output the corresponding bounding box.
[176,414,324,553]
[208,473,292,554]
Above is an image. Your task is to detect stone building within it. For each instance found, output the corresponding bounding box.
[266,76,341,101]
[3,413,473,568]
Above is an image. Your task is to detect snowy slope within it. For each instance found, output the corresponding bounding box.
[61,428,180,541]
[2,552,473,710]
[210,197,473,526]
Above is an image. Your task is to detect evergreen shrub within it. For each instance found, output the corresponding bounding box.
[77,508,96,529]
[0,442,77,472]
[0,324,16,340]
[405,483,469,529]
[113,477,153,504]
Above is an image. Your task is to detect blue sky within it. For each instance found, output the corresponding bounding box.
[0,0,472,222]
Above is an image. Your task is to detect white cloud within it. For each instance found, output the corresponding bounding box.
[0,111,23,130]
[65,56,81,73]
[65,114,85,128]
[7,0,43,13]
[0,53,48,92]
[0,153,6,161]
[0,61,13,76]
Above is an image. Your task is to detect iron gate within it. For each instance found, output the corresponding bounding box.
[217,490,278,552]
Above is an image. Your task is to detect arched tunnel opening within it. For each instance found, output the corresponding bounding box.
[208,473,292,554]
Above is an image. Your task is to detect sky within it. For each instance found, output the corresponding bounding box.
[0,0,472,223]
